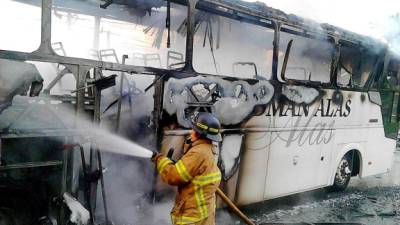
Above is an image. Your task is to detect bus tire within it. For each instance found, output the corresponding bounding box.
[327,154,352,192]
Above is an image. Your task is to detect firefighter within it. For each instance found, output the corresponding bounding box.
[151,112,222,225]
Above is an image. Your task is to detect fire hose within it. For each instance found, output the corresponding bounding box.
[216,188,256,225]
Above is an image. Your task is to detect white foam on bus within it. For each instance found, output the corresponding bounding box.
[220,134,243,177]
[63,193,90,225]
[282,85,320,104]
[164,77,274,126]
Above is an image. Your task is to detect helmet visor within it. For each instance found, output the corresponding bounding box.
[206,133,222,142]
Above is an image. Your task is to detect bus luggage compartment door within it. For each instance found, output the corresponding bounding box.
[263,124,334,199]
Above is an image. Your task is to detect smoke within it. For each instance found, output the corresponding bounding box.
[0,56,175,224]
[60,102,154,158]
[383,13,400,54]
[111,0,164,10]
[96,154,173,225]
[1,95,153,159]
[249,0,400,54]
[0,94,167,225]
[93,73,176,225]
[18,60,156,158]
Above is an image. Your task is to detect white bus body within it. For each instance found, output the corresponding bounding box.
[161,87,396,206]
[236,89,395,205]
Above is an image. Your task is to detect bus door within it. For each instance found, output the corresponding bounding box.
[379,57,400,140]
[356,55,400,177]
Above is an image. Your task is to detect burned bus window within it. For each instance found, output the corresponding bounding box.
[279,29,334,84]
[385,59,400,89]
[100,72,155,145]
[337,46,359,87]
[338,45,378,89]
[193,7,275,79]
[51,2,187,69]
[0,0,41,52]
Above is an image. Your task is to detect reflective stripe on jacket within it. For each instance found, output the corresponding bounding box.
[156,139,221,225]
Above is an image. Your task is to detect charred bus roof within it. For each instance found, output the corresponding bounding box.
[13,0,387,51]
[116,0,386,50]
[191,0,386,49]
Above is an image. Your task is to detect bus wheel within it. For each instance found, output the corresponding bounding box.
[328,154,352,192]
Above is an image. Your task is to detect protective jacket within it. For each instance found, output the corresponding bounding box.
[155,139,221,225]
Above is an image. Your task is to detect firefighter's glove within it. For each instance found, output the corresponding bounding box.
[151,152,163,163]
[151,151,157,162]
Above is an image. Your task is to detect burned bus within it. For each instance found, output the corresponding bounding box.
[0,0,399,224]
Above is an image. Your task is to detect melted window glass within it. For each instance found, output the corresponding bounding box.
[0,0,41,52]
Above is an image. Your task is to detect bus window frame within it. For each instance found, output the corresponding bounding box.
[191,1,279,81]
[0,0,393,96]
[276,24,336,88]
[334,41,383,92]
[356,50,400,139]
[0,0,390,85]
[48,1,189,70]
[0,0,285,84]
[377,57,400,92]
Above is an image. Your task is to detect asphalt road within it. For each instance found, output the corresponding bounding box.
[239,151,400,225]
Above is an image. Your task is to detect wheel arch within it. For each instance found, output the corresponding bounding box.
[329,144,365,185]
[350,150,362,177]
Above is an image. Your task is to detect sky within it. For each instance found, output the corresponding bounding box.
[247,0,400,52]
[1,0,399,53]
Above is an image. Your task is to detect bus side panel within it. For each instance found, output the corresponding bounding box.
[236,131,271,206]
[329,91,394,181]
[362,127,394,177]
[362,99,395,177]
[329,90,368,184]
[236,89,395,204]
[263,131,325,199]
